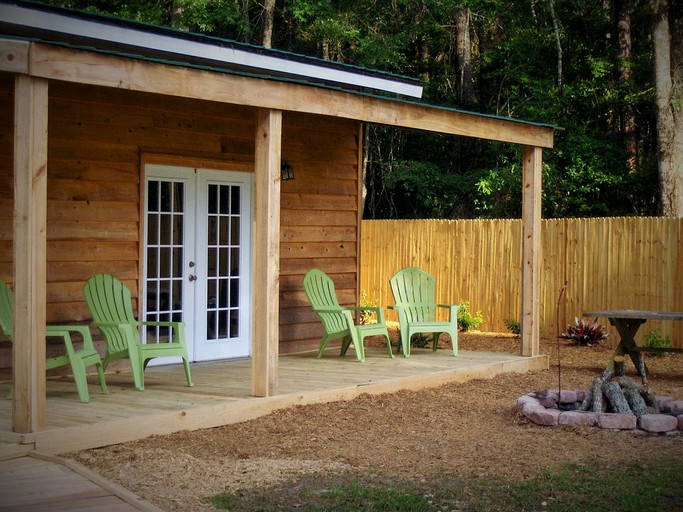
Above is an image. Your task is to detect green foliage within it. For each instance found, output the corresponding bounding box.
[643,330,672,355]
[209,457,683,511]
[209,491,237,510]
[504,318,521,335]
[457,300,483,332]
[410,333,431,349]
[561,317,609,346]
[358,290,379,325]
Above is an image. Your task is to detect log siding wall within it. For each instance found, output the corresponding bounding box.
[0,73,361,356]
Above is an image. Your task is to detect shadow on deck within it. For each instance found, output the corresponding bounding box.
[0,347,547,456]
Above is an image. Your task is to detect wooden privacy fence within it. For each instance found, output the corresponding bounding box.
[360,217,683,348]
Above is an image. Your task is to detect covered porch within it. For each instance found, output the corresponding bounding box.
[0,346,547,456]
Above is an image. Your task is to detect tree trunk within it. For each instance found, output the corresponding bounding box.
[261,0,276,48]
[548,0,563,94]
[652,0,679,215]
[616,0,638,173]
[455,7,473,104]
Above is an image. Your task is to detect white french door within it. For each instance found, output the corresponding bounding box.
[143,164,252,362]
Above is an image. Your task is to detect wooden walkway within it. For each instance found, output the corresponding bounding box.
[0,347,547,455]
[0,452,163,511]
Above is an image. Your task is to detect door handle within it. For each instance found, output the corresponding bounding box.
[188,274,197,282]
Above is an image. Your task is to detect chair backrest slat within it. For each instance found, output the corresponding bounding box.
[390,267,436,322]
[303,269,348,334]
[84,274,137,354]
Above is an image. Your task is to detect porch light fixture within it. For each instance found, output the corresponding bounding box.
[281,162,294,181]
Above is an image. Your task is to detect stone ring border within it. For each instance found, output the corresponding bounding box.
[516,391,683,433]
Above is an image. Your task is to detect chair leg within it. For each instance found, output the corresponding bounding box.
[432,333,439,352]
[402,331,411,357]
[96,362,109,395]
[129,348,145,391]
[340,335,353,356]
[317,334,333,359]
[383,332,395,359]
[182,358,194,387]
[350,329,365,363]
[70,360,91,403]
[450,329,459,356]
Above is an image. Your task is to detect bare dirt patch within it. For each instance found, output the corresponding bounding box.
[70,331,683,511]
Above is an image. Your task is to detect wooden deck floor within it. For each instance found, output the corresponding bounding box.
[0,347,547,455]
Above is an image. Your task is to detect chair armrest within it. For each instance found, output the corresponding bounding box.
[312,307,344,314]
[45,325,97,368]
[436,304,460,320]
[138,321,186,344]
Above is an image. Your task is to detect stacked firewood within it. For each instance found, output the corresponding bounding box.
[579,357,659,416]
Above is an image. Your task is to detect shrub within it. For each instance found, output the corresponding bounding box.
[359,290,380,324]
[410,333,431,348]
[458,300,483,332]
[643,330,671,356]
[561,317,609,346]
[504,318,521,335]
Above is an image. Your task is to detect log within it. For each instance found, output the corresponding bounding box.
[604,381,632,414]
[579,388,593,411]
[613,356,625,377]
[589,377,605,413]
[623,388,648,416]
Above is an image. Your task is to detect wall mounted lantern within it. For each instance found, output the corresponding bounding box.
[280,162,294,181]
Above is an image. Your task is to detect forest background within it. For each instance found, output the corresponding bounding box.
[41,0,683,219]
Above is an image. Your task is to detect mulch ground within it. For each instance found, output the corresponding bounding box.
[70,331,682,511]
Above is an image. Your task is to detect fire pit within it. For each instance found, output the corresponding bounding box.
[517,364,683,433]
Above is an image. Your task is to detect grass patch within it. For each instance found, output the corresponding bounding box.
[209,456,683,511]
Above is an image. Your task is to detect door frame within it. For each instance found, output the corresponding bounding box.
[141,159,254,362]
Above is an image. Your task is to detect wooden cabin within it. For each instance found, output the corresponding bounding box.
[0,0,553,435]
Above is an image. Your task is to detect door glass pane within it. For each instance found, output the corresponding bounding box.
[206,184,241,341]
[146,179,185,343]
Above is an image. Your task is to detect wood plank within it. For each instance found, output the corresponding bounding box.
[0,39,28,73]
[47,200,138,222]
[48,178,138,202]
[280,241,357,259]
[281,226,356,243]
[252,108,282,397]
[12,75,48,433]
[521,146,543,357]
[281,192,356,211]
[47,221,138,241]
[29,43,554,148]
[47,241,137,262]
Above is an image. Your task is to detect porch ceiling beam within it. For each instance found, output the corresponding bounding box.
[24,42,554,149]
[0,39,28,73]
[520,146,543,357]
[13,74,48,433]
[252,108,282,397]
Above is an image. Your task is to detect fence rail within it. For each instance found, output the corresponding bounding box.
[360,217,683,348]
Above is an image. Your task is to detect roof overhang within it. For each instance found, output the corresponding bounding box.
[0,0,424,98]
[0,38,554,148]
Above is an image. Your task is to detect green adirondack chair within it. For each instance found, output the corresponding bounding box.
[303,269,393,362]
[0,279,108,403]
[389,267,459,357]
[83,274,193,390]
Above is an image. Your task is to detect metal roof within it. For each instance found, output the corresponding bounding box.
[0,0,424,98]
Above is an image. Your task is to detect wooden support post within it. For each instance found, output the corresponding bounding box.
[252,108,282,397]
[12,75,48,433]
[521,145,542,357]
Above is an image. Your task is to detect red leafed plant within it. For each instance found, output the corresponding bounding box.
[561,317,609,346]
